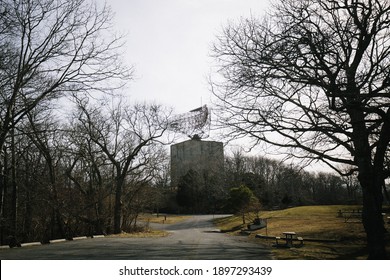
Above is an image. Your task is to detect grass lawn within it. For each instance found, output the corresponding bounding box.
[214,205,390,259]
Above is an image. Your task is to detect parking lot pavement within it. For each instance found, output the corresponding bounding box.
[0,215,272,260]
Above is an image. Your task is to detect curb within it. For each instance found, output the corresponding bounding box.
[21,242,42,247]
[0,235,106,249]
[255,234,339,243]
[50,239,67,243]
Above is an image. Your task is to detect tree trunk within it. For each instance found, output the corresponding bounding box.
[359,171,387,259]
[113,177,123,234]
[349,106,387,259]
[0,170,5,245]
[10,127,17,240]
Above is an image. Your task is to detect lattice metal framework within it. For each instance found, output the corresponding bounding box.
[168,105,211,139]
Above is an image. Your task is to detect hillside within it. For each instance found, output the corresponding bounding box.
[214,205,390,259]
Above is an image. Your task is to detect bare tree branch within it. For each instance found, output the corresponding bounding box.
[211,0,390,259]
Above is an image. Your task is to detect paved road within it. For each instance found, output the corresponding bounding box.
[0,215,272,260]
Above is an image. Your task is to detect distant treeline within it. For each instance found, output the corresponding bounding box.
[223,152,362,209]
[172,151,362,215]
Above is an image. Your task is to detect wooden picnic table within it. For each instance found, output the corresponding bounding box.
[283,231,296,247]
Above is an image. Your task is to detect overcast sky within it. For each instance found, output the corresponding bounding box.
[103,0,334,172]
[108,0,270,113]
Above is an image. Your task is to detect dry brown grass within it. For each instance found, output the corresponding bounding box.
[106,214,190,238]
[214,205,390,259]
[106,230,170,238]
[138,214,191,224]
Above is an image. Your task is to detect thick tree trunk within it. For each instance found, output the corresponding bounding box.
[360,172,387,259]
[349,106,387,259]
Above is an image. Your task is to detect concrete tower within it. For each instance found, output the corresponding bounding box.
[170,138,224,189]
[170,138,224,213]
[168,106,225,212]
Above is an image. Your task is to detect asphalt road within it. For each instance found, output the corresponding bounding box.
[0,215,272,260]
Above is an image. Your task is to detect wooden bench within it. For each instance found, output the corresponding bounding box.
[344,212,362,222]
[275,236,281,246]
[338,209,362,222]
[297,236,304,246]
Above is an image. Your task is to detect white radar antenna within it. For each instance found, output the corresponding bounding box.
[168,105,211,139]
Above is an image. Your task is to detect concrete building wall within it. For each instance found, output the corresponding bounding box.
[170,139,224,189]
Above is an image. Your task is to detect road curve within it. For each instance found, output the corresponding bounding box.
[0,215,272,260]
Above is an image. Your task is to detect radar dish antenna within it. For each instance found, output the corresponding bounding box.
[168,105,211,139]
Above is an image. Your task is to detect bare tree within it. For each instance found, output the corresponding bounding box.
[73,96,172,234]
[0,0,132,152]
[212,0,390,259]
[0,0,131,244]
